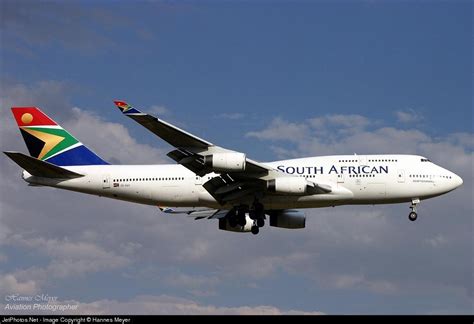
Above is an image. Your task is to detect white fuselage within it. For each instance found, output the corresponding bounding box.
[23,154,463,210]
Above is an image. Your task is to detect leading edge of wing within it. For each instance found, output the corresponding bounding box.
[113,100,213,150]
[113,100,275,173]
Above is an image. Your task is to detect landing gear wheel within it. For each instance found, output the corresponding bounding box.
[237,206,247,226]
[251,225,259,235]
[249,210,257,220]
[238,216,246,227]
[256,218,265,228]
[229,217,237,228]
[254,202,264,214]
[408,198,420,222]
[408,211,418,222]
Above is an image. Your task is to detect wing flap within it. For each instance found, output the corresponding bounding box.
[167,149,211,176]
[202,175,264,204]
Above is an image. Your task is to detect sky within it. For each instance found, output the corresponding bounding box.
[0,0,472,315]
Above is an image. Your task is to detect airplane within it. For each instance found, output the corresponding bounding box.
[4,101,463,235]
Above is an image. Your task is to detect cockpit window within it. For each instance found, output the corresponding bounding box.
[420,158,431,162]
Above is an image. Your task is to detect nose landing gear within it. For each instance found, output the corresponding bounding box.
[408,198,420,221]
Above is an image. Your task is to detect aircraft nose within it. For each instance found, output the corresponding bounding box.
[454,174,463,188]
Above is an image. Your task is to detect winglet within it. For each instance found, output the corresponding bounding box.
[113,100,142,114]
[158,206,176,213]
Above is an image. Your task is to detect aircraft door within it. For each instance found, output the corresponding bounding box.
[337,174,345,184]
[102,174,110,189]
[397,170,405,183]
[358,155,367,166]
[195,175,202,185]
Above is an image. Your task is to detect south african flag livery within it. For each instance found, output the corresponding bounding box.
[11,107,108,166]
[113,100,142,115]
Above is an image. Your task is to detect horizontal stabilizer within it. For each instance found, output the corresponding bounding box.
[4,151,84,179]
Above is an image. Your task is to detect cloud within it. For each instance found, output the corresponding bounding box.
[0,79,169,164]
[395,109,423,124]
[164,273,219,297]
[0,79,73,122]
[11,236,131,278]
[247,115,473,171]
[64,107,169,164]
[246,117,309,143]
[0,79,472,314]
[0,274,38,295]
[310,114,370,130]
[149,105,169,116]
[0,79,167,294]
[0,295,324,315]
[243,114,473,307]
[176,238,212,261]
[447,133,474,150]
[0,235,131,294]
[329,274,397,294]
[424,234,448,248]
[246,114,372,144]
[45,295,324,315]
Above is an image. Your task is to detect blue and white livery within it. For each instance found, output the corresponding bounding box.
[4,101,463,235]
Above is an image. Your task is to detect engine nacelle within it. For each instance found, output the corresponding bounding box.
[204,152,246,172]
[267,177,310,195]
[218,214,253,233]
[269,210,305,229]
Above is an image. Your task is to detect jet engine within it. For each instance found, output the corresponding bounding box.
[267,177,310,195]
[269,210,305,229]
[204,152,246,172]
[267,177,332,195]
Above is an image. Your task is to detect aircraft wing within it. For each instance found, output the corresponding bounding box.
[158,206,230,220]
[114,100,331,204]
[113,100,270,176]
[114,101,213,150]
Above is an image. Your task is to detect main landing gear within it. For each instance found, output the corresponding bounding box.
[249,201,265,235]
[251,225,259,235]
[228,206,246,227]
[408,198,420,222]
[228,201,266,235]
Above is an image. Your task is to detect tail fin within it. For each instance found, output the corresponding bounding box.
[11,107,108,166]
